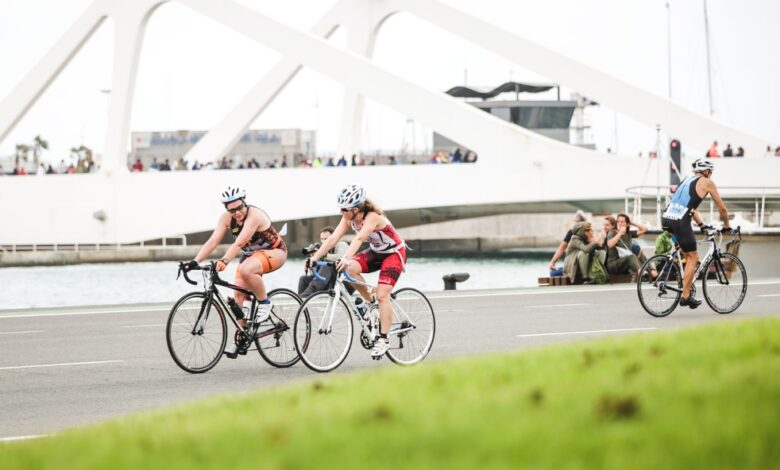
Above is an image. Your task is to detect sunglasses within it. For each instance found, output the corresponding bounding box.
[340,208,352,213]
[226,203,245,214]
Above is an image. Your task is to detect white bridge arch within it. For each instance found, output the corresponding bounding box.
[0,0,774,244]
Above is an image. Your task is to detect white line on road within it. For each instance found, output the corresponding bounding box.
[0,434,48,443]
[121,324,165,328]
[0,360,123,371]
[0,330,43,335]
[525,303,589,309]
[0,307,167,319]
[516,327,657,338]
[757,294,780,297]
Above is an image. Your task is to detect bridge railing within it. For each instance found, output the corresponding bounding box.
[625,185,780,228]
[0,235,188,254]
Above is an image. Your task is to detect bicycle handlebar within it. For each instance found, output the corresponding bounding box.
[177,261,214,286]
[311,261,359,284]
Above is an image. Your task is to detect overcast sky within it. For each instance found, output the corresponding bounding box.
[1,0,778,164]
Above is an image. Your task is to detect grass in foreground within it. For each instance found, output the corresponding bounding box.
[3,317,780,469]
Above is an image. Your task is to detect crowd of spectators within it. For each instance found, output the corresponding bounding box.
[548,210,657,284]
[126,147,478,173]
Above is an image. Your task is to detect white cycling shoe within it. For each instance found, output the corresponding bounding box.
[254,301,273,324]
[370,338,390,359]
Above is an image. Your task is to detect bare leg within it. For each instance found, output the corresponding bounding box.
[682,251,699,298]
[346,262,373,302]
[239,257,267,301]
[375,284,393,335]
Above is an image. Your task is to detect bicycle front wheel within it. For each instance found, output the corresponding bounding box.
[386,288,436,366]
[703,252,747,314]
[293,292,354,372]
[166,292,227,373]
[637,255,682,317]
[255,288,303,368]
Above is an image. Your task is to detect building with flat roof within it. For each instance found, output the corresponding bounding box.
[129,128,316,168]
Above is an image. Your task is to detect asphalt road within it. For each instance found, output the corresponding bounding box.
[1,280,779,440]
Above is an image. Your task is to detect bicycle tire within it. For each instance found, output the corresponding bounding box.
[703,252,747,314]
[293,291,354,373]
[386,288,436,366]
[255,288,304,368]
[637,255,682,317]
[166,292,227,374]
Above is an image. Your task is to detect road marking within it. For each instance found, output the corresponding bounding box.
[121,324,165,328]
[0,434,48,443]
[516,327,657,338]
[0,330,43,335]
[757,294,780,297]
[525,303,589,309]
[0,306,168,319]
[0,360,123,371]
[429,278,780,300]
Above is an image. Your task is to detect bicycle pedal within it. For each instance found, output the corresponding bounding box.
[224,351,239,359]
[239,349,248,355]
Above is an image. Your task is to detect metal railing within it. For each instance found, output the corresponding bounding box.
[1,235,188,254]
[625,185,780,228]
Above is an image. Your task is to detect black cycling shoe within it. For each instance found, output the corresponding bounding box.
[679,296,702,309]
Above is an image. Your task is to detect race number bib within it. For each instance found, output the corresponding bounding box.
[663,202,688,221]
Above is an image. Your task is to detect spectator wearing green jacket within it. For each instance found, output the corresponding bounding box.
[655,230,674,256]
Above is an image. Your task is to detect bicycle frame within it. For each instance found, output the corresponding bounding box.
[661,228,737,294]
[311,262,418,341]
[178,263,288,343]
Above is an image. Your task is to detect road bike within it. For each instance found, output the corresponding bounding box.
[167,262,303,373]
[637,226,747,317]
[293,261,435,372]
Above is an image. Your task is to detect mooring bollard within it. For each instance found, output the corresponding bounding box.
[442,273,470,290]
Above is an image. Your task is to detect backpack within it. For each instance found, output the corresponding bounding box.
[588,251,609,285]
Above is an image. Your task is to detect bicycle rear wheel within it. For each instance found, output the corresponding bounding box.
[255,288,303,368]
[386,288,436,366]
[703,253,747,314]
[293,292,354,372]
[166,292,227,373]
[637,255,682,317]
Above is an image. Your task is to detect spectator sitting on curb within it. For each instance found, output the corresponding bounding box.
[605,213,656,278]
[548,210,587,276]
[563,222,601,284]
[298,226,349,298]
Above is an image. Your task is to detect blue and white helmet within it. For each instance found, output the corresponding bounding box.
[221,186,246,204]
[692,158,714,173]
[337,184,366,210]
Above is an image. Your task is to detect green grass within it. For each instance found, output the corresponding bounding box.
[3,318,780,470]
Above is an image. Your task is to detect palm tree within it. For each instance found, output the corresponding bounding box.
[32,135,49,168]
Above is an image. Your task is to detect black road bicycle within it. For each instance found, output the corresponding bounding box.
[637,226,747,317]
[167,262,303,373]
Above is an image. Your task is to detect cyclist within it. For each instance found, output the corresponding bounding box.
[184,186,287,355]
[306,184,406,358]
[661,159,730,308]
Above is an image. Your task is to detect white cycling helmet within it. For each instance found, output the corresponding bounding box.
[221,186,246,204]
[337,184,366,209]
[692,158,714,173]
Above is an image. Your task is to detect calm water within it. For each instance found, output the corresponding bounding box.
[0,255,550,310]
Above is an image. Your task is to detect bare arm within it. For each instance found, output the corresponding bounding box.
[706,182,730,228]
[310,217,350,262]
[606,228,625,249]
[194,214,230,262]
[548,241,567,269]
[221,210,267,262]
[342,213,381,261]
[691,209,704,226]
[631,220,648,236]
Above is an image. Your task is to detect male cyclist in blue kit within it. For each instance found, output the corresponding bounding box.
[661,159,731,308]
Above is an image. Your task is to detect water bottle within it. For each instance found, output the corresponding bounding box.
[242,300,253,322]
[355,298,369,324]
